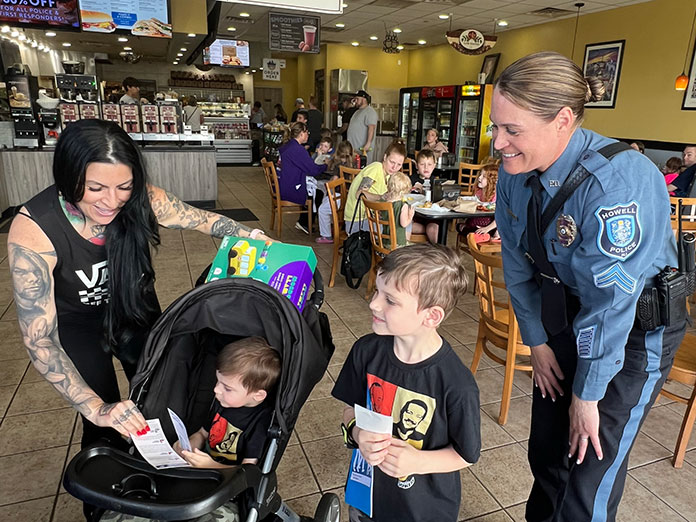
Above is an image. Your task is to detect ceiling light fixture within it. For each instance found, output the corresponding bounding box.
[252,69,257,73]
[1,26,9,33]
[438,14,449,20]
[31,41,38,47]
[396,44,404,50]
[676,5,696,90]
[383,23,400,54]
[45,31,56,37]
[227,26,236,31]
[351,41,359,46]
[245,71,250,75]
[187,33,196,37]
[18,34,26,41]
[497,20,508,27]
[118,37,128,42]
[62,42,71,47]
[10,30,18,37]
[239,12,250,17]
[393,28,402,33]
[38,44,44,50]
[418,39,426,45]
[180,47,187,51]
[176,52,183,57]
[336,23,345,28]
[570,3,584,60]
[173,61,178,65]
[124,46,132,50]
[369,35,378,40]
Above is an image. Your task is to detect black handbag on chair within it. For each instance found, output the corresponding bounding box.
[341,194,372,289]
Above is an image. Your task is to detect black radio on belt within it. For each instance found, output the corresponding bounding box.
[637,199,693,330]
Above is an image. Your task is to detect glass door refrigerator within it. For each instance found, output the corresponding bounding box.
[455,84,494,164]
[398,87,423,157]
[418,85,460,153]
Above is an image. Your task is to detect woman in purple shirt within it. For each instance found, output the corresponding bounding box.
[278,122,327,233]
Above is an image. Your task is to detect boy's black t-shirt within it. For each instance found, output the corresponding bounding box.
[331,334,481,522]
[204,400,272,464]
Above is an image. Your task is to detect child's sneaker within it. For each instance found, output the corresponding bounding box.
[295,222,309,234]
[315,236,333,244]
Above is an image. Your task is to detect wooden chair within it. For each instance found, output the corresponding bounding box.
[339,166,361,185]
[326,177,348,288]
[401,158,414,177]
[669,197,696,232]
[659,334,696,468]
[467,233,533,425]
[458,162,484,196]
[260,158,312,239]
[363,199,399,297]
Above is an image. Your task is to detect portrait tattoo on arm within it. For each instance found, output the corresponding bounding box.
[9,243,100,418]
[357,177,375,192]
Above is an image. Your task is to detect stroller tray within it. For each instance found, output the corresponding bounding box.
[64,445,251,520]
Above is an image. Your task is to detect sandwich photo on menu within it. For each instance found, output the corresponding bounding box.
[81,11,116,32]
[132,18,172,38]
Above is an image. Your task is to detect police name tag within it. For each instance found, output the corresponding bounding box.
[595,202,641,260]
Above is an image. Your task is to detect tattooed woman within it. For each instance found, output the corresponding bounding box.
[7,120,269,493]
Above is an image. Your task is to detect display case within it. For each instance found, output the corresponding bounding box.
[206,116,251,164]
[263,129,285,162]
[454,84,494,164]
[199,101,250,119]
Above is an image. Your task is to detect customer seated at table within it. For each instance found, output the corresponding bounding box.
[313,136,333,165]
[278,122,327,234]
[410,149,437,192]
[663,156,682,195]
[456,161,499,240]
[344,140,406,234]
[381,172,416,248]
[421,128,449,159]
[315,142,354,245]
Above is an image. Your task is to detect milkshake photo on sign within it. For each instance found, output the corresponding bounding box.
[301,25,316,52]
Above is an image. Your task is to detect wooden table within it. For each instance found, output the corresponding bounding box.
[414,207,494,245]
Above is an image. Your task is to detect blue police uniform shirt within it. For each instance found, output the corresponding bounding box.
[495,128,676,402]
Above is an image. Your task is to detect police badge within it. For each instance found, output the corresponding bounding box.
[556,214,577,247]
[595,202,641,260]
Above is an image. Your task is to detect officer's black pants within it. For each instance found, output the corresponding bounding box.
[525,319,685,522]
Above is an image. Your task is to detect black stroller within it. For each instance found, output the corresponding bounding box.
[64,272,339,522]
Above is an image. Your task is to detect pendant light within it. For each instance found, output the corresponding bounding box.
[676,6,696,91]
[570,3,584,61]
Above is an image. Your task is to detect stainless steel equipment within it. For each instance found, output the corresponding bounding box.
[6,69,41,148]
[329,69,368,129]
[38,109,61,146]
[55,74,100,103]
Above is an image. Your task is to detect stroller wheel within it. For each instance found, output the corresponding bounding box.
[313,493,340,522]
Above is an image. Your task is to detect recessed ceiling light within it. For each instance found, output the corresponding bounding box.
[1,26,9,33]
[176,53,183,57]
[45,31,56,37]
[418,39,426,45]
[38,44,44,50]
[124,46,132,50]
[393,28,402,33]
[31,41,38,47]
[351,41,359,46]
[335,23,345,28]
[18,34,26,41]
[62,42,71,47]
[180,47,187,51]
[245,71,250,75]
[187,33,196,37]
[252,69,257,72]
[342,2,348,7]
[438,14,449,20]
[497,20,509,27]
[396,44,404,50]
[44,48,50,53]
[369,35,378,40]
[227,26,236,31]
[10,30,18,37]
[259,67,263,70]
[173,61,178,65]
[239,12,250,17]
[118,37,128,42]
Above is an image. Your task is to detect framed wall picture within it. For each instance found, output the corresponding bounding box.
[582,40,625,109]
[682,39,696,110]
[480,53,500,83]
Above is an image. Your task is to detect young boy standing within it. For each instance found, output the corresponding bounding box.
[332,244,481,522]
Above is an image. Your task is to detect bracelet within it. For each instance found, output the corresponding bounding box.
[249,228,264,240]
[341,418,358,449]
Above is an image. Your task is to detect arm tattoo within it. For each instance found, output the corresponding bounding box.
[9,243,100,419]
[358,177,375,192]
[210,217,251,238]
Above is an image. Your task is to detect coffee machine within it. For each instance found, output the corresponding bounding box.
[56,72,101,123]
[37,94,61,146]
[5,65,41,148]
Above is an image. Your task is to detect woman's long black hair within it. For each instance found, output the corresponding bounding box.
[54,119,161,365]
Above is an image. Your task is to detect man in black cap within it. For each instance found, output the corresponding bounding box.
[337,96,357,141]
[347,89,379,163]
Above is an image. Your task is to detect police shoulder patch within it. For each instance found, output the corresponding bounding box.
[595,201,641,260]
[593,262,638,295]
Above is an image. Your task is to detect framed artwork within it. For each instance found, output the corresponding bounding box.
[682,39,696,110]
[480,53,500,83]
[582,40,625,109]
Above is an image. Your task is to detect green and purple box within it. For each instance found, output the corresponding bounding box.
[206,236,317,311]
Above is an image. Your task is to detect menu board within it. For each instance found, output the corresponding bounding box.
[204,40,250,68]
[80,0,172,38]
[0,0,80,29]
[268,12,320,54]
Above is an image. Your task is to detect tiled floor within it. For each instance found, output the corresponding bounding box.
[0,166,695,521]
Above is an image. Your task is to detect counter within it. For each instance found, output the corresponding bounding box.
[0,145,218,213]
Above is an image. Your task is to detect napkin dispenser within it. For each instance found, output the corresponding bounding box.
[432,179,461,202]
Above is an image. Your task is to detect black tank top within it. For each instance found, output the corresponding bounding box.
[24,185,108,326]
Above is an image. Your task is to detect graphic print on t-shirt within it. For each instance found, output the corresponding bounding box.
[208,413,244,463]
[367,374,436,489]
[75,260,110,306]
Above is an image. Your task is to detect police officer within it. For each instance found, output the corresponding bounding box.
[493,52,686,521]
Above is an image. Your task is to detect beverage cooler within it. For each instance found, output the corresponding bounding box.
[455,84,494,164]
[418,86,460,154]
[398,87,423,156]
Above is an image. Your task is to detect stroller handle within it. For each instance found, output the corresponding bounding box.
[306,269,325,311]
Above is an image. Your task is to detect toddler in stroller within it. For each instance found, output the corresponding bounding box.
[64,274,338,522]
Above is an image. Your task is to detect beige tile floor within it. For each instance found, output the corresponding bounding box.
[0,166,695,521]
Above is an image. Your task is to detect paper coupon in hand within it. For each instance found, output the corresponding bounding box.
[131,418,190,470]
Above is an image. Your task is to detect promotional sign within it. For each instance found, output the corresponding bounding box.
[269,12,320,54]
[0,0,80,28]
[262,58,281,81]
[219,0,341,15]
[446,29,497,55]
[80,0,172,38]
[204,40,250,67]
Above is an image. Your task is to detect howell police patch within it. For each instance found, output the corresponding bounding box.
[595,202,641,260]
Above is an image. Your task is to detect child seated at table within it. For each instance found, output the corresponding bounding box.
[410,150,439,243]
[381,172,416,248]
[313,136,333,166]
[662,156,682,195]
[456,161,499,242]
[315,141,355,245]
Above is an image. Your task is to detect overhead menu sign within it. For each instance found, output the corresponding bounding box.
[0,0,80,28]
[80,0,172,38]
[269,12,320,54]
[219,0,341,15]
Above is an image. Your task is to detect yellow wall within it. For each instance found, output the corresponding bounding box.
[297,46,328,105]
[252,57,299,114]
[326,44,409,90]
[405,0,695,143]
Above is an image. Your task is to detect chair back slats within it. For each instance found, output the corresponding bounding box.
[339,166,361,185]
[669,197,696,232]
[326,177,347,238]
[401,158,414,177]
[458,162,484,195]
[363,199,398,256]
[261,158,280,203]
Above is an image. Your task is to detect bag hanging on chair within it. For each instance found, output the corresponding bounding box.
[341,194,372,289]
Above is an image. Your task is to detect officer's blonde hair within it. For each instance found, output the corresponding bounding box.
[377,244,467,317]
[495,51,605,125]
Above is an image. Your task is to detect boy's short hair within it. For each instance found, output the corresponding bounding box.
[377,244,467,316]
[122,77,139,89]
[416,149,436,163]
[320,127,332,138]
[217,337,281,393]
[319,136,333,147]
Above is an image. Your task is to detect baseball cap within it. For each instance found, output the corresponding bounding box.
[354,90,369,99]
[295,97,304,104]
